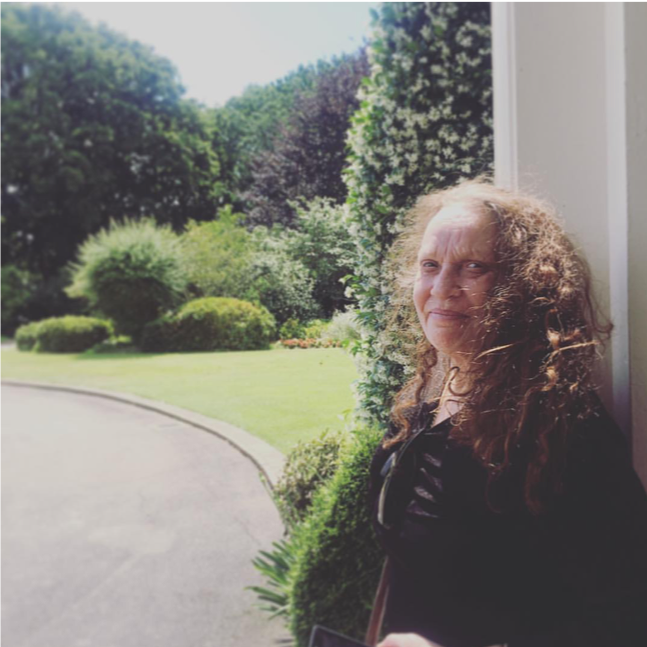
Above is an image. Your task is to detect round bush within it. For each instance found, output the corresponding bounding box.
[90,335,137,354]
[175,297,275,351]
[273,429,345,530]
[139,312,179,353]
[65,217,189,342]
[15,321,42,351]
[142,297,276,352]
[31,316,113,353]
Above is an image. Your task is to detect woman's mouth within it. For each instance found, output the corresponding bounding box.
[427,309,469,321]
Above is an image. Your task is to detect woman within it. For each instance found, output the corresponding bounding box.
[367,179,647,647]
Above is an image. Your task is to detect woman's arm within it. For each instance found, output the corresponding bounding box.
[377,633,442,647]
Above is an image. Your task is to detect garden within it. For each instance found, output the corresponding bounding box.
[2,3,493,645]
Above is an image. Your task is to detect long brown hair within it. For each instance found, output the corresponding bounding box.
[386,177,612,515]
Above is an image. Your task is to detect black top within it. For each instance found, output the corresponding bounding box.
[367,400,647,647]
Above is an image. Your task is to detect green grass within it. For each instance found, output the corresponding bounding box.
[1,346,359,455]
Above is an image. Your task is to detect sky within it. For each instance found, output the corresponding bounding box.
[59,2,379,107]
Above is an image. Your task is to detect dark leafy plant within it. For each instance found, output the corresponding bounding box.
[248,538,297,620]
[244,51,369,228]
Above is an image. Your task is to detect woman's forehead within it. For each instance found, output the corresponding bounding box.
[418,205,498,259]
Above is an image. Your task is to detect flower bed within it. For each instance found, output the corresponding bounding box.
[280,338,342,349]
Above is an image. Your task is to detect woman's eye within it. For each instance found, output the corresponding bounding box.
[465,262,485,271]
[421,261,438,270]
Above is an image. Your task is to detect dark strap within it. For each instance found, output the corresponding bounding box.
[365,557,392,647]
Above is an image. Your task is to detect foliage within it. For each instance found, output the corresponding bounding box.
[1,263,39,334]
[1,3,223,280]
[138,312,178,353]
[281,199,356,317]
[15,320,42,351]
[210,62,326,208]
[21,315,113,353]
[344,2,494,424]
[179,205,255,300]
[243,51,369,228]
[287,426,384,646]
[322,309,362,346]
[246,228,319,326]
[302,319,330,340]
[248,537,297,620]
[279,318,307,341]
[89,335,137,354]
[64,217,189,342]
[273,429,345,530]
[141,297,276,352]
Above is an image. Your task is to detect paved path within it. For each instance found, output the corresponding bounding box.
[2,384,290,647]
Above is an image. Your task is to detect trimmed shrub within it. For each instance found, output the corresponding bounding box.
[139,312,179,353]
[65,217,189,343]
[31,316,113,353]
[273,429,345,530]
[89,335,137,354]
[15,321,42,351]
[287,426,384,646]
[142,297,276,352]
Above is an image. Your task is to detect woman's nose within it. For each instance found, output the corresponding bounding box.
[432,267,461,299]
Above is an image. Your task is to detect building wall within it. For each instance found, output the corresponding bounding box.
[492,2,646,485]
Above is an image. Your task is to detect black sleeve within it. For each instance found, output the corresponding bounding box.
[540,407,647,646]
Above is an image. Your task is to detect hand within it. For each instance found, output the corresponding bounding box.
[377,633,443,647]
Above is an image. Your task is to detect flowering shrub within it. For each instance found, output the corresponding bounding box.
[280,338,342,349]
[343,2,494,424]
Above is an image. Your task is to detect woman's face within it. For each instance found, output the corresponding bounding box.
[413,202,498,369]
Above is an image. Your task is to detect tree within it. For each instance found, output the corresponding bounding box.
[178,205,255,300]
[210,63,326,209]
[282,198,356,317]
[1,3,223,280]
[243,51,370,228]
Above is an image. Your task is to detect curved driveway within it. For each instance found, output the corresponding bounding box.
[2,384,290,647]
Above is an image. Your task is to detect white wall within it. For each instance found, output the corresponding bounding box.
[492,2,647,485]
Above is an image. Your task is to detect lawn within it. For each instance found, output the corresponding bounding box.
[1,346,359,454]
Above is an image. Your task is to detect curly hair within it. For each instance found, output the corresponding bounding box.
[386,177,612,515]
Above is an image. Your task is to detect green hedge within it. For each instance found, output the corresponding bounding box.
[141,297,276,352]
[273,429,345,531]
[287,426,384,646]
[16,316,113,353]
[15,321,42,351]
